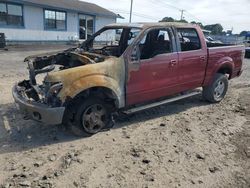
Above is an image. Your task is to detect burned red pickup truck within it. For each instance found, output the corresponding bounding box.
[13,22,245,135]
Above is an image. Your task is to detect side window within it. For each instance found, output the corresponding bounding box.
[139,28,173,60]
[177,28,201,51]
[128,28,141,45]
[93,29,118,48]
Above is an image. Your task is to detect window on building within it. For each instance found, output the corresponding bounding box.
[177,28,201,51]
[0,3,23,27]
[44,10,66,30]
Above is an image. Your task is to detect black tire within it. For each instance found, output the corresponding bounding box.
[202,73,228,103]
[67,97,113,136]
[245,51,250,58]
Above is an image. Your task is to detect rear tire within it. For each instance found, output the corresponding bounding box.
[246,51,250,58]
[67,97,113,136]
[202,73,228,103]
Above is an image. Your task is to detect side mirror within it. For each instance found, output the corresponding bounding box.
[131,45,140,63]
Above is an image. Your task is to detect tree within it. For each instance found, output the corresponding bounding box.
[160,17,188,23]
[176,19,188,23]
[239,31,249,36]
[159,17,175,22]
[226,30,233,35]
[203,24,223,35]
[221,31,227,36]
[190,21,204,28]
[159,17,226,35]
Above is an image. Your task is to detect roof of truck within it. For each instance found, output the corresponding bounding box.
[106,22,196,28]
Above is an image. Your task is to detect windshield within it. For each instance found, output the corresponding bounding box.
[83,27,142,57]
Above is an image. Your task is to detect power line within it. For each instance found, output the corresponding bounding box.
[149,0,181,11]
[110,9,158,20]
[185,10,207,24]
[147,0,184,21]
[147,0,206,23]
[149,0,184,20]
[112,0,207,24]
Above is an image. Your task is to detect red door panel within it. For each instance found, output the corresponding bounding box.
[176,27,208,91]
[178,50,207,91]
[126,53,179,106]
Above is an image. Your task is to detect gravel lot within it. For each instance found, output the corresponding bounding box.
[0,46,249,188]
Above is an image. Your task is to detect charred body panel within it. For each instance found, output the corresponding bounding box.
[46,56,126,108]
[26,49,106,83]
[13,47,126,124]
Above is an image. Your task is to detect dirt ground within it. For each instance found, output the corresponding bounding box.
[0,46,249,188]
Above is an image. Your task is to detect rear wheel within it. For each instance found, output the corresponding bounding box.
[68,97,113,136]
[202,73,228,103]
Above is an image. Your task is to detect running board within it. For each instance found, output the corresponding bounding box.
[124,90,201,114]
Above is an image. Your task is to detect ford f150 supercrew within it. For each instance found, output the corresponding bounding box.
[13,22,245,135]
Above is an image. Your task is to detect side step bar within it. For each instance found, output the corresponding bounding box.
[124,90,202,114]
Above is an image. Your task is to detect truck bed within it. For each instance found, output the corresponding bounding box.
[204,45,245,85]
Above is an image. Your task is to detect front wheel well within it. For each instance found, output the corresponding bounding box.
[63,87,118,125]
[69,87,118,109]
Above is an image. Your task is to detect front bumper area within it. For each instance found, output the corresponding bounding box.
[12,84,65,125]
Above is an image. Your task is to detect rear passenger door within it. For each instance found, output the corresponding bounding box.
[176,28,207,91]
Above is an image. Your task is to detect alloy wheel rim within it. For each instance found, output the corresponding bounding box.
[82,104,107,134]
[214,80,225,100]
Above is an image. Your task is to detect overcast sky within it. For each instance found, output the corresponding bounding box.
[81,0,250,33]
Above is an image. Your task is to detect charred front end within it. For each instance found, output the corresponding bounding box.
[12,82,65,125]
[12,48,107,125]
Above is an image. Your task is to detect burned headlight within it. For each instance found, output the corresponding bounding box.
[45,82,63,107]
[48,82,63,95]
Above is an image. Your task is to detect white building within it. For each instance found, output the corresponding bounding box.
[0,0,119,44]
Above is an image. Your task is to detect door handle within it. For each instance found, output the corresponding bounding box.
[170,60,177,67]
[200,56,206,61]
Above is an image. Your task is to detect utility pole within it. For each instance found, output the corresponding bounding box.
[129,0,134,23]
[180,9,185,20]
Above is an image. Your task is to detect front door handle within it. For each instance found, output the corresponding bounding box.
[170,60,177,67]
[200,56,206,61]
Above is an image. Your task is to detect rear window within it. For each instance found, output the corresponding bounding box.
[177,28,201,51]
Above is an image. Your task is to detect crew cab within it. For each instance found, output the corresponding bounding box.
[13,22,245,135]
